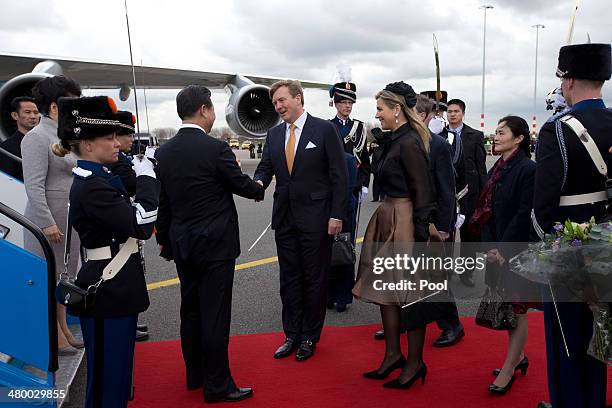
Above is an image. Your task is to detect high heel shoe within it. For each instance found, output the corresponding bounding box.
[382,363,427,389]
[363,356,406,379]
[488,374,515,395]
[492,356,528,376]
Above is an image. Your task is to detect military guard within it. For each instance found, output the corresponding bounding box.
[110,110,150,341]
[532,43,611,408]
[328,76,370,312]
[53,95,160,408]
[420,90,448,130]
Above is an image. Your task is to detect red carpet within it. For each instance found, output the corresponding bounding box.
[131,313,611,407]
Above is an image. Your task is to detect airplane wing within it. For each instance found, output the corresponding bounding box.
[0,52,330,90]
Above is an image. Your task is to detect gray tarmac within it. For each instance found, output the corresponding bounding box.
[62,151,499,407]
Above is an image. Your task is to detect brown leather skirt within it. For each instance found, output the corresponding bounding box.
[353,197,423,305]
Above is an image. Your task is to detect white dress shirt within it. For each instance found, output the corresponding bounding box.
[180,123,207,133]
[284,110,308,153]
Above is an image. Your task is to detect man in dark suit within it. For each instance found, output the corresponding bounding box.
[155,85,263,403]
[532,43,611,408]
[254,80,348,361]
[0,96,39,181]
[446,98,487,287]
[418,94,465,347]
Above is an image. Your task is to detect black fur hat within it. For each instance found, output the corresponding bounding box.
[556,43,611,81]
[420,90,448,111]
[57,96,121,144]
[116,110,136,135]
[329,82,357,103]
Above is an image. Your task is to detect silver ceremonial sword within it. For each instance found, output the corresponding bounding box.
[248,222,271,252]
[566,0,580,44]
[401,291,442,309]
[548,279,571,358]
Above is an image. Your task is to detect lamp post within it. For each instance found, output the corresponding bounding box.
[532,24,545,136]
[479,5,493,133]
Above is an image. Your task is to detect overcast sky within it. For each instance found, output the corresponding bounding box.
[1,0,610,135]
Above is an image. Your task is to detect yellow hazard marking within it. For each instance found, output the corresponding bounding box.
[147,237,364,291]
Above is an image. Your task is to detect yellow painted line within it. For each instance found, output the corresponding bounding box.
[147,237,364,292]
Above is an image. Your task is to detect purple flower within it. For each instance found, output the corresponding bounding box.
[554,224,564,232]
[569,239,583,247]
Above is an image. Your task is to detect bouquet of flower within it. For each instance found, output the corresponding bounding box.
[510,217,612,365]
[510,217,612,288]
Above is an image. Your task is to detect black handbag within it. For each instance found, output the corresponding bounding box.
[331,232,355,266]
[55,279,97,313]
[475,263,517,330]
[55,204,98,314]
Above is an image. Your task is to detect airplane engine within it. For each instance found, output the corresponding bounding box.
[225,76,280,138]
[0,72,53,142]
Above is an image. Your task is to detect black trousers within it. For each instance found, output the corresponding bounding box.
[275,211,331,343]
[544,302,607,408]
[176,259,237,401]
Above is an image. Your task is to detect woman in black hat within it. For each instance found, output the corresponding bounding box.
[353,82,441,389]
[53,95,160,408]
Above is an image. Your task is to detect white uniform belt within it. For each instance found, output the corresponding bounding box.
[559,191,607,206]
[85,242,139,261]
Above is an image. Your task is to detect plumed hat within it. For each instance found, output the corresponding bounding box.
[330,81,357,103]
[58,96,121,142]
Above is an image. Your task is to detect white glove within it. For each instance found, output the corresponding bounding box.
[132,155,156,179]
[428,116,445,135]
[359,186,368,202]
[144,146,157,160]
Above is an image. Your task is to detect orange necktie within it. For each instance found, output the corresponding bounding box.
[286,123,296,174]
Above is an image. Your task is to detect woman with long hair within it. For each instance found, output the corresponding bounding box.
[353,81,439,389]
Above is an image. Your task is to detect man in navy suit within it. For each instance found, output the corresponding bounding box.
[254,80,348,361]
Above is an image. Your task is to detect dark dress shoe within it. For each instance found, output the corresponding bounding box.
[273,338,296,359]
[488,375,515,395]
[460,274,475,287]
[135,330,149,342]
[537,403,552,408]
[137,324,148,332]
[363,356,406,379]
[374,329,385,340]
[493,356,529,376]
[433,328,464,347]
[383,363,427,389]
[206,388,253,403]
[336,304,347,313]
[295,340,315,361]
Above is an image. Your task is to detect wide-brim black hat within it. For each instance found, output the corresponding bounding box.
[420,90,448,110]
[58,96,121,141]
[116,110,136,135]
[556,43,611,81]
[330,81,357,103]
